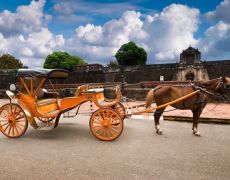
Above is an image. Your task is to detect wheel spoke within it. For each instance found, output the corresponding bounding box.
[93,120,101,125]
[16,118,26,122]
[95,127,103,135]
[90,109,123,141]
[16,122,25,128]
[1,122,9,127]
[12,125,15,137]
[102,111,106,119]
[2,111,8,117]
[108,111,113,119]
[14,124,19,135]
[16,116,25,120]
[7,125,12,135]
[110,126,120,133]
[15,123,23,132]
[107,128,116,137]
[0,104,28,138]
[0,119,8,122]
[3,124,10,132]
[0,115,7,119]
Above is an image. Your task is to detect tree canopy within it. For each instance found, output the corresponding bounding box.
[0,54,26,69]
[115,41,147,66]
[106,60,119,70]
[43,51,87,70]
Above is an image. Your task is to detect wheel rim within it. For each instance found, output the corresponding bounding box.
[114,102,126,118]
[0,104,28,138]
[90,109,123,141]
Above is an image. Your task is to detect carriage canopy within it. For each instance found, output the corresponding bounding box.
[17,69,69,79]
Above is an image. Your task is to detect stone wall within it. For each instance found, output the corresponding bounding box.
[203,60,230,79]
[68,60,230,83]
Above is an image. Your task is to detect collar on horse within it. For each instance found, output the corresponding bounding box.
[191,84,214,96]
[193,77,230,101]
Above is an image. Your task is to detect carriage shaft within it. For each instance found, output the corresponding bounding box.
[125,90,200,117]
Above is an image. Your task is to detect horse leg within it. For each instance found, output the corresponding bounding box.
[154,108,165,135]
[192,107,204,136]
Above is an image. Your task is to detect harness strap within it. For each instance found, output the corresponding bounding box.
[192,84,214,96]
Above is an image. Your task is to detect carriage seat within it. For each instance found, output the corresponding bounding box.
[75,85,89,97]
[96,86,122,108]
[36,88,58,100]
[36,98,60,117]
[37,98,57,106]
[86,88,104,93]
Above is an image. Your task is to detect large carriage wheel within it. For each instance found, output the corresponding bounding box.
[90,108,123,141]
[0,103,28,138]
[113,102,126,119]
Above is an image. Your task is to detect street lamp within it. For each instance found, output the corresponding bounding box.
[118,49,125,93]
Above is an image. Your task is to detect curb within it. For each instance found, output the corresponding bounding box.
[163,115,230,124]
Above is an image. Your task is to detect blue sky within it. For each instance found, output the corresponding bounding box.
[0,0,230,67]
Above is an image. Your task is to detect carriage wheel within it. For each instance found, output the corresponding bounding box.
[113,102,126,119]
[90,108,123,141]
[0,103,28,138]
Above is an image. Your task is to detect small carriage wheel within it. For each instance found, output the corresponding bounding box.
[113,102,126,119]
[0,103,28,138]
[90,108,123,141]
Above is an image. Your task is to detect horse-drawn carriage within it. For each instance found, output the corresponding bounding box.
[0,69,126,141]
[0,68,229,140]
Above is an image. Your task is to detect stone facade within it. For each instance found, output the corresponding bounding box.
[69,46,230,83]
[0,46,230,92]
[176,46,209,81]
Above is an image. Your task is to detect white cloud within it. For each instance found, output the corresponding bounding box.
[143,4,200,62]
[198,21,230,59]
[0,1,64,67]
[0,0,51,37]
[65,5,200,64]
[206,0,230,23]
[1,0,230,68]
[65,11,147,64]
[53,0,138,16]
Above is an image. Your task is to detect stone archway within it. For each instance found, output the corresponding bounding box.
[186,72,194,81]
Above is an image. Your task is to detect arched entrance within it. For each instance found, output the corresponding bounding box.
[186,72,194,81]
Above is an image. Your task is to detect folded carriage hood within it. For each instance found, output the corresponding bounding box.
[17,68,69,79]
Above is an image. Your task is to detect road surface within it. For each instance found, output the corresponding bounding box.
[0,114,230,180]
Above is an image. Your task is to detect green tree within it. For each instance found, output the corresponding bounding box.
[106,60,119,70]
[43,51,87,70]
[0,54,26,69]
[115,41,147,66]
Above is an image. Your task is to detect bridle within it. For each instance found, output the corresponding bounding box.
[215,77,230,101]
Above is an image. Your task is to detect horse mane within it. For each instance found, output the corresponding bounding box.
[195,77,221,88]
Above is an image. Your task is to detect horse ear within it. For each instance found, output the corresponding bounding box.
[224,77,230,84]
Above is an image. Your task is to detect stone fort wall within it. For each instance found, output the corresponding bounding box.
[67,60,230,83]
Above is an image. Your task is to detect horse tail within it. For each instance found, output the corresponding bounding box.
[145,89,155,109]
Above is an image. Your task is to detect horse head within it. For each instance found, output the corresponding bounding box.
[215,77,230,100]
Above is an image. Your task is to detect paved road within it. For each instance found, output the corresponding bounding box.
[0,115,230,180]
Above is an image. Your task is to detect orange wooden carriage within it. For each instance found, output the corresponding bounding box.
[0,69,126,141]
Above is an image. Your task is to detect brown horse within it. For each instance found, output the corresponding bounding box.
[145,77,230,136]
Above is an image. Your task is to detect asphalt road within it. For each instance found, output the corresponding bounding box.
[0,115,230,180]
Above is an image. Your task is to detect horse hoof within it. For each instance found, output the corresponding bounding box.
[194,132,201,136]
[156,130,163,135]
